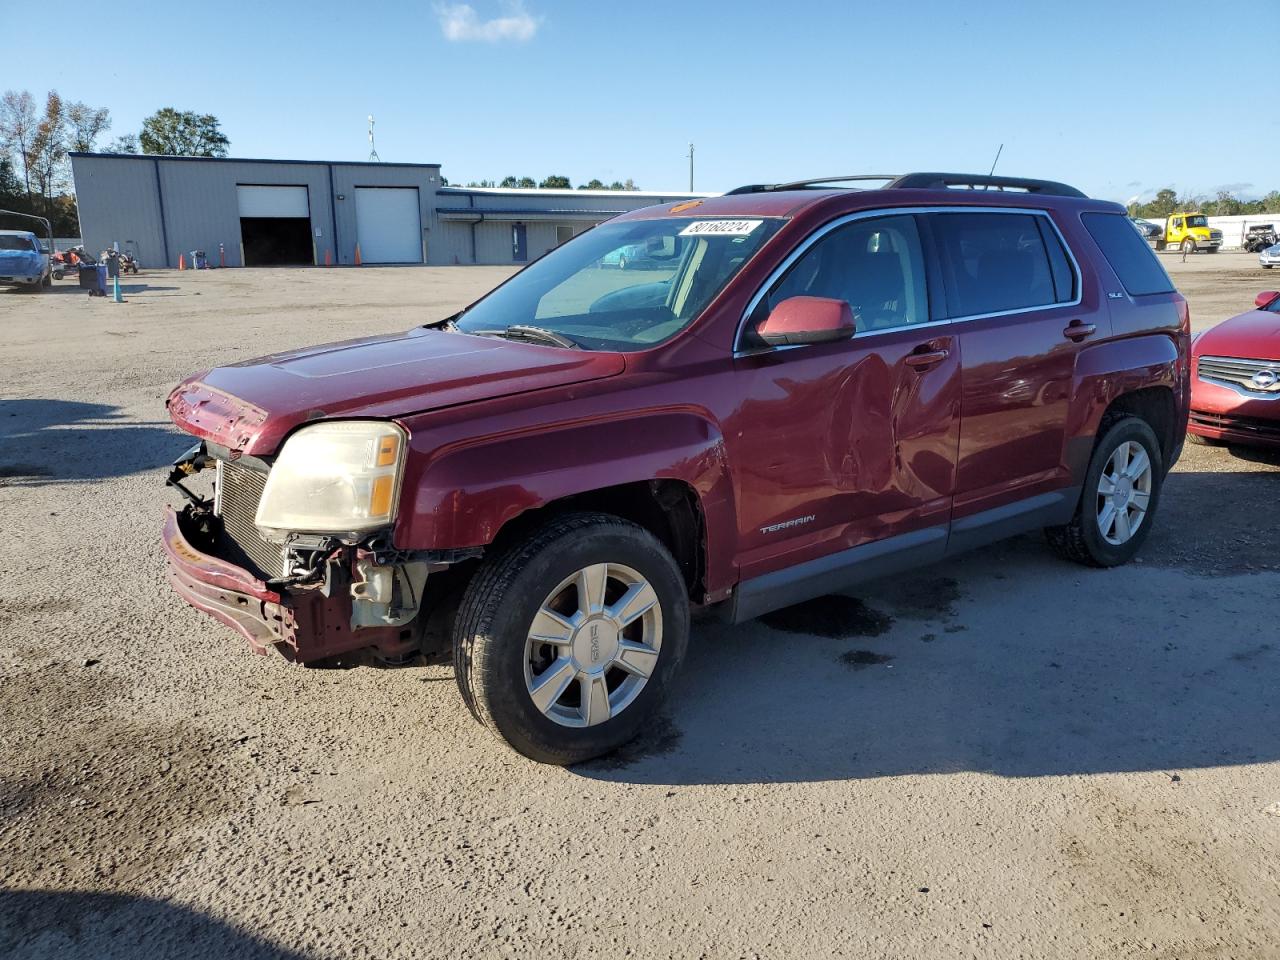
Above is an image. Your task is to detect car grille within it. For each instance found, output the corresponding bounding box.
[1189,411,1280,441]
[1197,356,1280,395]
[216,459,285,580]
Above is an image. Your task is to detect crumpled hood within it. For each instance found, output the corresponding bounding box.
[1194,309,1280,362]
[167,327,625,455]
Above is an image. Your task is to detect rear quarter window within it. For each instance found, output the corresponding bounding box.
[1082,212,1174,297]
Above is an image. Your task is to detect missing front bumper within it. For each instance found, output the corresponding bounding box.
[162,506,419,663]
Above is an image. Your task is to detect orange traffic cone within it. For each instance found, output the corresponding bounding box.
[324,248,332,267]
[354,244,362,266]
[178,253,185,270]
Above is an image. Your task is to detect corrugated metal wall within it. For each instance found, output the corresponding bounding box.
[70,155,701,268]
[71,155,442,267]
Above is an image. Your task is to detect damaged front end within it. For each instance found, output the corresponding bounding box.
[164,442,469,664]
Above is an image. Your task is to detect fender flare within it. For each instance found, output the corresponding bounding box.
[1065,333,1181,481]
[394,409,738,597]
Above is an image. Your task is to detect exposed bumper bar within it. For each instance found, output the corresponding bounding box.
[163,506,418,663]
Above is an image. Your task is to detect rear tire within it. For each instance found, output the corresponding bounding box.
[454,512,689,764]
[1045,415,1164,568]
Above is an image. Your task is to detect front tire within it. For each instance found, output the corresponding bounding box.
[454,513,689,764]
[1181,239,1195,255]
[1045,416,1164,567]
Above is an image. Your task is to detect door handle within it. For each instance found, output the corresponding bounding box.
[905,348,950,368]
[1063,320,1097,342]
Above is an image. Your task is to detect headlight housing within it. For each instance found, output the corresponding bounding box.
[255,421,406,539]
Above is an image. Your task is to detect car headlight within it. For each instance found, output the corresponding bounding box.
[255,421,406,538]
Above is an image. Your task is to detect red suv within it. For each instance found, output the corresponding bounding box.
[164,172,1190,763]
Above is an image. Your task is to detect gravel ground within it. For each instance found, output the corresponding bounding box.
[2,254,1278,959]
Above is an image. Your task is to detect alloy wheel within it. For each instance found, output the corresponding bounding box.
[523,562,663,728]
[1096,440,1153,546]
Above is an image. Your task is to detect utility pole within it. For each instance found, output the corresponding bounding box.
[687,142,694,192]
[368,115,380,163]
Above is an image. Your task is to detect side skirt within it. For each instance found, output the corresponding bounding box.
[728,486,1082,624]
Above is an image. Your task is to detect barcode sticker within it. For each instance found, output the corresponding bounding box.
[678,220,763,237]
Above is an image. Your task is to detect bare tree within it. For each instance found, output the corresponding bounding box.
[0,89,37,195]
[66,101,111,152]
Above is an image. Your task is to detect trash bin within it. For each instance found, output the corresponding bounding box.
[78,264,108,296]
[189,250,208,270]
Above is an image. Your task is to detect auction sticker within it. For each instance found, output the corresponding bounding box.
[678,219,763,237]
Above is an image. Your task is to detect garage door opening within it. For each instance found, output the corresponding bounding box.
[237,185,313,266]
[240,217,312,265]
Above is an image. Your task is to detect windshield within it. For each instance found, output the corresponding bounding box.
[1186,215,1208,228]
[453,217,784,350]
[0,236,36,252]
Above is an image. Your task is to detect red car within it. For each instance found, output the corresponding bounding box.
[163,172,1190,763]
[1189,290,1280,448]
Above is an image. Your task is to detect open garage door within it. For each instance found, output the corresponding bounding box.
[355,187,422,263]
[238,185,313,266]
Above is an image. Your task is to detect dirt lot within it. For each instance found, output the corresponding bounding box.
[2,254,1278,959]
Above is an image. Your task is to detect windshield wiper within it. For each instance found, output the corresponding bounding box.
[470,325,583,350]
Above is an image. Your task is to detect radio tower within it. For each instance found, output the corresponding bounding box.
[368,115,380,162]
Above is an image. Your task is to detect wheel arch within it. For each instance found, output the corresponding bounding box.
[1068,334,1186,482]
[394,410,738,603]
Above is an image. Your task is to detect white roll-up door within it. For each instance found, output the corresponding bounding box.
[355,187,422,263]
[236,185,310,218]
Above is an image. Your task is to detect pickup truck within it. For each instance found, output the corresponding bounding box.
[0,230,51,290]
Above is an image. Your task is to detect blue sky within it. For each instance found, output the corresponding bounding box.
[8,0,1277,201]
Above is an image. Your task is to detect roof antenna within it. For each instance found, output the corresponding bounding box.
[368,115,380,163]
[988,143,1004,176]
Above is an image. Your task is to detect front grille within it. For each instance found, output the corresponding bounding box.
[216,459,285,579]
[1190,410,1280,440]
[1197,356,1280,396]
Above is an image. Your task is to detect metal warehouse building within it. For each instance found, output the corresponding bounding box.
[69,152,701,269]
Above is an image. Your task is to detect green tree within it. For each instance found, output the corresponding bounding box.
[1262,191,1280,214]
[139,108,229,157]
[104,134,140,153]
[579,178,605,190]
[65,101,111,152]
[539,174,571,188]
[516,176,536,188]
[608,180,624,190]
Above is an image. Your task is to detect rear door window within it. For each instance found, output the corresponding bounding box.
[1081,212,1174,297]
[930,212,1070,318]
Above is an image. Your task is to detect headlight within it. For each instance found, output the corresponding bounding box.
[255,421,406,538]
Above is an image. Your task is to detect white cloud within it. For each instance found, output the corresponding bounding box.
[436,1,540,42]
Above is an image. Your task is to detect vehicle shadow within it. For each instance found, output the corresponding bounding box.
[575,466,1280,786]
[0,399,180,485]
[0,889,309,960]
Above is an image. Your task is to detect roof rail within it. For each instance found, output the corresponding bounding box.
[725,172,1087,199]
[724,175,898,195]
[886,172,1087,198]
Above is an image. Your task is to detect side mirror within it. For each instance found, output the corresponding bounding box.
[756,296,856,347]
[1255,291,1278,309]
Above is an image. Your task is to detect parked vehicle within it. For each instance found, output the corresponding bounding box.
[120,252,139,275]
[1243,224,1278,254]
[162,171,1191,763]
[1188,290,1280,448]
[1154,212,1222,254]
[0,230,52,290]
[1260,243,1280,269]
[1130,218,1162,241]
